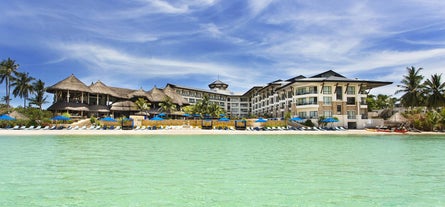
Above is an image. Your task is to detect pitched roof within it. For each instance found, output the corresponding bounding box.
[128,88,153,100]
[163,85,189,106]
[110,101,139,111]
[47,74,91,93]
[89,81,120,97]
[148,87,168,102]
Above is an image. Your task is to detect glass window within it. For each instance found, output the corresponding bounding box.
[308,97,317,104]
[309,111,318,118]
[323,110,332,117]
[297,87,306,95]
[298,111,307,118]
[323,96,332,105]
[347,110,356,119]
[323,86,332,94]
[347,97,356,105]
[347,86,355,95]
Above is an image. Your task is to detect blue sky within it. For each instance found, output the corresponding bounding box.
[1,0,445,107]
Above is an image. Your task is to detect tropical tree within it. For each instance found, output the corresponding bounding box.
[158,97,177,117]
[194,95,211,117]
[208,102,225,118]
[0,58,20,109]
[11,72,35,107]
[134,97,151,116]
[395,66,425,107]
[28,79,48,110]
[423,73,445,109]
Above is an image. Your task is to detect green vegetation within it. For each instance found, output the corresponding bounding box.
[183,95,226,118]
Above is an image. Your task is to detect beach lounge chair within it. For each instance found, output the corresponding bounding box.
[26,126,35,130]
[35,126,41,130]
[73,126,79,130]
[95,126,101,130]
[134,126,140,130]
[114,126,121,130]
[12,125,20,130]
[43,126,50,130]
[140,126,146,130]
[80,126,87,130]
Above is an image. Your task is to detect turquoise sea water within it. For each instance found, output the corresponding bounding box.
[0,134,444,206]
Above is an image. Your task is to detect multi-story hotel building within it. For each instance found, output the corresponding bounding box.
[167,70,391,129]
[47,70,391,129]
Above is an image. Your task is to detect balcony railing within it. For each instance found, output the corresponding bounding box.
[347,115,356,119]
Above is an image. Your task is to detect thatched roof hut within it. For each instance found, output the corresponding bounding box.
[148,87,168,102]
[163,85,189,106]
[128,88,153,100]
[47,74,91,93]
[110,101,139,111]
[47,102,89,111]
[89,81,120,97]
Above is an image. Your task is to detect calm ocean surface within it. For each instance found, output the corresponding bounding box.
[0,134,444,206]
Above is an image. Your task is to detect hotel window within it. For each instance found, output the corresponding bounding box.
[323,110,332,117]
[309,111,318,118]
[189,98,195,103]
[308,97,317,104]
[347,97,356,105]
[347,86,355,95]
[309,86,317,94]
[347,110,356,119]
[298,112,307,118]
[297,98,306,105]
[323,86,332,94]
[297,87,306,95]
[323,96,332,105]
[337,105,342,114]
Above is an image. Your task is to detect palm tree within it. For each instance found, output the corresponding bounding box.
[423,73,445,109]
[158,97,177,117]
[0,58,20,109]
[28,79,48,110]
[395,66,425,107]
[134,97,151,116]
[11,72,35,107]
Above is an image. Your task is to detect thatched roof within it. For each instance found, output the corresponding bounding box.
[148,87,168,102]
[89,81,120,97]
[47,74,91,93]
[110,101,139,111]
[109,86,135,99]
[8,111,29,120]
[128,88,153,100]
[47,102,89,111]
[163,85,189,106]
[88,105,110,112]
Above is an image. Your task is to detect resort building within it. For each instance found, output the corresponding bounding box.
[46,74,189,119]
[46,70,391,129]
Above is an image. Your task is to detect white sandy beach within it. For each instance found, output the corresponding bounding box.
[0,128,440,136]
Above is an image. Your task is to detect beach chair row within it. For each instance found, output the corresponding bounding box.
[246,126,347,131]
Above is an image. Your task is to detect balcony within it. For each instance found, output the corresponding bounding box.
[347,115,357,119]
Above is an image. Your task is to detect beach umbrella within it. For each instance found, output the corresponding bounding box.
[0,114,16,121]
[51,115,71,121]
[101,117,117,122]
[322,117,338,123]
[151,116,164,121]
[290,117,304,122]
[182,113,191,117]
[255,117,268,123]
[158,113,166,117]
[219,114,225,117]
[218,117,230,122]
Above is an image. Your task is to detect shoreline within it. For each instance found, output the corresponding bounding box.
[0,128,443,136]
